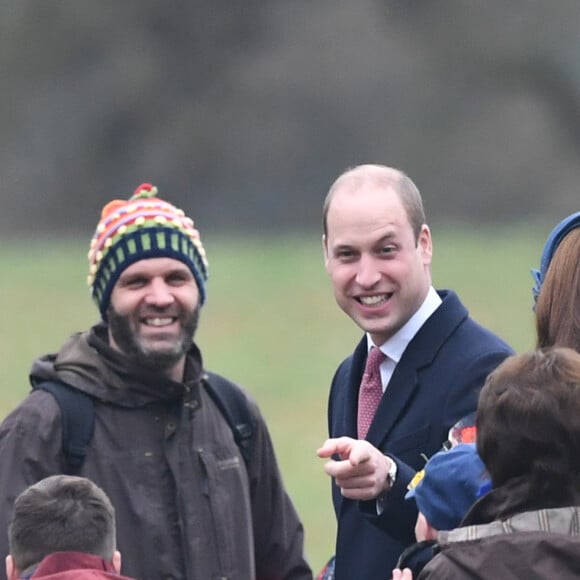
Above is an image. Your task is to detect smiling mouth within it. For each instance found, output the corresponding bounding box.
[142,317,176,327]
[357,293,393,306]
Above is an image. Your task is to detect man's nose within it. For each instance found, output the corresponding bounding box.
[355,255,381,288]
[144,279,175,306]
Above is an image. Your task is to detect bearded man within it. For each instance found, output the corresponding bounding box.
[0,184,312,580]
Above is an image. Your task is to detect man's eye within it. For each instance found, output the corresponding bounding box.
[167,274,189,285]
[380,246,395,255]
[125,278,146,288]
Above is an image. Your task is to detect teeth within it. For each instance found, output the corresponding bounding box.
[360,295,387,306]
[145,317,173,327]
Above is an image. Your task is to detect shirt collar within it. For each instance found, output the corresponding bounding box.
[367,286,442,363]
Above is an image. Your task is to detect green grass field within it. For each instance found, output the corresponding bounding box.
[0,225,545,571]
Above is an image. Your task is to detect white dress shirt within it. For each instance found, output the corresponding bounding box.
[367,286,442,392]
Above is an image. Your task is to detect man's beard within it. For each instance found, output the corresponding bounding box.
[107,304,200,373]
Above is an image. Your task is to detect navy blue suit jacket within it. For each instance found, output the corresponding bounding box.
[327,290,513,580]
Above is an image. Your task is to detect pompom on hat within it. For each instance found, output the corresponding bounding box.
[87,183,208,320]
[531,210,580,306]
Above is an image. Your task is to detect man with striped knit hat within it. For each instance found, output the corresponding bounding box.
[0,184,312,580]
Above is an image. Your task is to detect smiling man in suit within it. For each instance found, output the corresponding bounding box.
[317,164,513,580]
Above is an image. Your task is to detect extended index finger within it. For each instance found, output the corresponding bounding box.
[316,436,356,459]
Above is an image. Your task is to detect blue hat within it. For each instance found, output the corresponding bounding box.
[531,211,580,304]
[405,443,487,531]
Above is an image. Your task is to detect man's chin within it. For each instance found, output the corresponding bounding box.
[139,340,183,357]
[135,347,184,371]
[138,330,183,347]
[138,328,178,342]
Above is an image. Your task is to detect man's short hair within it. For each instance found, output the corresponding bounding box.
[9,475,116,573]
[477,348,580,502]
[322,164,426,242]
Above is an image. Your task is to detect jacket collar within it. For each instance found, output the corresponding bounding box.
[439,505,580,545]
[24,551,116,578]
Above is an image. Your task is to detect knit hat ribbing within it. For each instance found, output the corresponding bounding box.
[87,183,208,319]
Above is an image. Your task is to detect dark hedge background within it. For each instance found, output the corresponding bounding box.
[2,1,579,236]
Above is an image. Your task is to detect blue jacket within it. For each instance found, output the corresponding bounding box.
[327,290,513,580]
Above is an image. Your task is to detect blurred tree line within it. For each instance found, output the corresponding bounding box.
[1,0,579,237]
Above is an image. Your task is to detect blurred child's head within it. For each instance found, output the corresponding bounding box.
[405,443,487,541]
[477,347,580,502]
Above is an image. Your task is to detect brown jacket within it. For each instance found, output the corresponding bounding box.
[0,324,312,580]
[420,503,580,579]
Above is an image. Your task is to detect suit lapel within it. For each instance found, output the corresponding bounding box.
[366,290,468,447]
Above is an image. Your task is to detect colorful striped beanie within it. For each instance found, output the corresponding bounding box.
[87,183,208,320]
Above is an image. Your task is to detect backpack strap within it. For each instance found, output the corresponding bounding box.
[32,381,96,476]
[203,372,255,466]
[32,374,253,472]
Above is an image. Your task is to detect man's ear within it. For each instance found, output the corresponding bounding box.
[112,550,122,574]
[418,224,433,266]
[6,555,17,580]
[322,234,330,268]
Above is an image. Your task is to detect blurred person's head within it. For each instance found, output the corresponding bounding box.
[477,348,580,504]
[87,183,209,380]
[406,443,487,541]
[322,164,433,346]
[532,212,580,352]
[7,475,120,579]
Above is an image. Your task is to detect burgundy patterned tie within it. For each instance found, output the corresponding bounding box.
[357,347,386,439]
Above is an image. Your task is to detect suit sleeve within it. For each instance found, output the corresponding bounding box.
[0,391,64,580]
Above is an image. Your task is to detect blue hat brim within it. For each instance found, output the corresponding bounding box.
[531,211,580,303]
